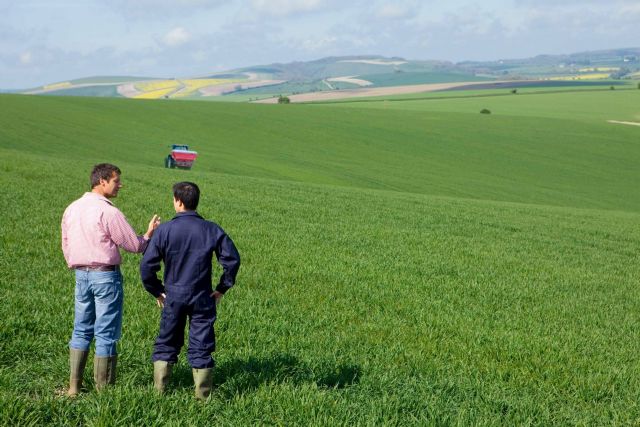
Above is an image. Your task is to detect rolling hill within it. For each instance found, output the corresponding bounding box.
[10,48,640,102]
[1,86,640,424]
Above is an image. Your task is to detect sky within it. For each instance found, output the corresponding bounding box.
[1,0,639,89]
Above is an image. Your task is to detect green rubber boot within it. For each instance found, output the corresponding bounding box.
[67,348,89,397]
[192,368,213,400]
[153,361,172,393]
[94,355,117,391]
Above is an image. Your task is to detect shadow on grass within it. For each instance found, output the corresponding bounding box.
[170,354,360,396]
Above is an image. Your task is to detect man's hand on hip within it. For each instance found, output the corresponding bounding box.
[156,293,166,308]
[211,291,223,306]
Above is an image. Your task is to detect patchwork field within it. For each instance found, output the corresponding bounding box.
[254,81,510,104]
[25,75,281,100]
[253,80,633,104]
[1,88,639,424]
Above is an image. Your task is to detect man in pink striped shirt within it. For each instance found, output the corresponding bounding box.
[61,163,160,397]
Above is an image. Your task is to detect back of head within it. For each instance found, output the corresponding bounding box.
[173,182,200,210]
[91,163,121,188]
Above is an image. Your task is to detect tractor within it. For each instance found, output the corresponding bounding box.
[165,144,198,169]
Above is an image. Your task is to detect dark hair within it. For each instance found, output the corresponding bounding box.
[173,182,200,210]
[91,163,121,188]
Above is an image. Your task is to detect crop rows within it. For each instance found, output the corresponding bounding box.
[1,89,639,424]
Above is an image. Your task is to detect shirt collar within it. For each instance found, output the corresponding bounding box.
[174,211,202,219]
[83,192,113,205]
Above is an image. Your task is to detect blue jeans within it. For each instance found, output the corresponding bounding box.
[69,269,123,357]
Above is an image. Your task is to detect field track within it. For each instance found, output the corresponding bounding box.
[253,80,523,103]
[608,120,640,126]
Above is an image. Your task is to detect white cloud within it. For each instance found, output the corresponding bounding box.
[104,0,226,20]
[19,51,33,65]
[375,3,412,19]
[376,5,404,19]
[2,0,640,89]
[300,35,338,52]
[251,0,324,17]
[163,27,191,46]
[446,8,500,37]
[511,2,639,39]
[192,50,208,62]
[620,2,640,13]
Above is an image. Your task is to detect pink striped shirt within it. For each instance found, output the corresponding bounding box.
[61,192,148,268]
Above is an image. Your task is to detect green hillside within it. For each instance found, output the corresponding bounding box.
[458,47,640,77]
[1,91,639,424]
[360,71,491,87]
[1,92,639,211]
[9,49,640,101]
[238,49,640,82]
[332,85,640,121]
[240,56,415,80]
[68,76,155,84]
[223,79,359,99]
[41,84,122,97]
[313,81,629,104]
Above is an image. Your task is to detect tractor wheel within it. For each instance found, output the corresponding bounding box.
[165,156,175,168]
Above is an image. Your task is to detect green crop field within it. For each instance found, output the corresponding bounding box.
[222,79,359,101]
[328,86,640,122]
[358,71,492,87]
[1,89,639,425]
[42,85,122,98]
[318,81,632,104]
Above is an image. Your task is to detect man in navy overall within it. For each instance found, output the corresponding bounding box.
[140,182,240,399]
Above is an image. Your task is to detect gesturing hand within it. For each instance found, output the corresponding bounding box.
[145,214,161,239]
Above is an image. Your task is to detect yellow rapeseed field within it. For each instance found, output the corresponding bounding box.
[135,80,180,92]
[550,73,611,81]
[133,80,181,99]
[578,67,619,72]
[133,87,179,99]
[171,79,243,98]
[132,78,243,99]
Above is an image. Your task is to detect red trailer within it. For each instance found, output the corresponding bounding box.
[165,144,198,169]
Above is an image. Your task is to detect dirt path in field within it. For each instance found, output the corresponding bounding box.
[24,82,134,95]
[117,83,142,97]
[327,76,373,87]
[607,120,640,127]
[322,79,334,90]
[253,81,511,103]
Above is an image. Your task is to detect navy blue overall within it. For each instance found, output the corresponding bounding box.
[140,211,240,369]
